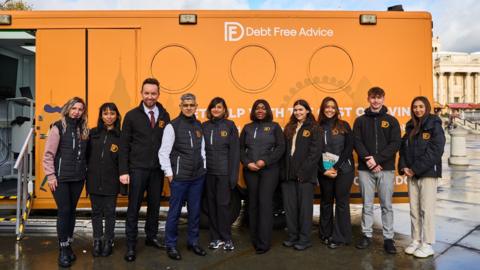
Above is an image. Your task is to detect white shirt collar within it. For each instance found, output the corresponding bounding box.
[143,103,159,114]
[143,103,159,121]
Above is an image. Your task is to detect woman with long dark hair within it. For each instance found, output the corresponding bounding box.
[240,99,285,254]
[202,97,240,251]
[318,96,354,249]
[43,97,89,267]
[87,103,125,257]
[281,99,321,251]
[399,96,445,258]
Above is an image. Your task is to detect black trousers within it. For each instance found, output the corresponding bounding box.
[52,180,84,242]
[125,168,164,246]
[244,166,279,250]
[90,194,117,240]
[319,171,354,244]
[281,181,315,245]
[206,174,232,242]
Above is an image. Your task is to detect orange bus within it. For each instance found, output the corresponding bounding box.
[0,10,432,216]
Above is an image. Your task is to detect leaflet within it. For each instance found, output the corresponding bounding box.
[322,152,339,170]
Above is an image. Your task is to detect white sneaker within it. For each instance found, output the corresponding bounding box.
[413,243,434,258]
[404,240,421,255]
[208,240,225,249]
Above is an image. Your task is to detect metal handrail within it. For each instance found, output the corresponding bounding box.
[13,127,34,240]
[455,117,480,131]
[14,128,34,170]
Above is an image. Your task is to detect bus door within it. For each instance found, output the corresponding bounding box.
[35,28,138,208]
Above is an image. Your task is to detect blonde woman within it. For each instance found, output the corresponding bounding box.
[43,97,89,267]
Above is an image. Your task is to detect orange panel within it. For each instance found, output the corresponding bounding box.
[87,29,138,127]
[35,29,86,203]
[0,11,432,208]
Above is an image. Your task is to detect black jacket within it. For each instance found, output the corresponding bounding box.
[119,102,170,174]
[353,106,401,171]
[398,114,445,178]
[202,118,240,188]
[240,121,285,168]
[318,119,354,175]
[283,119,322,184]
[87,127,126,195]
[53,118,87,182]
[170,114,206,181]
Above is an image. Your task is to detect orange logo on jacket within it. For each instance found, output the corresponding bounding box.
[302,130,311,137]
[381,121,390,128]
[422,132,431,140]
[220,130,228,137]
[158,120,165,128]
[196,130,202,138]
[110,144,119,152]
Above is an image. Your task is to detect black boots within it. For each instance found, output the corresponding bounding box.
[355,235,372,249]
[124,245,136,262]
[58,242,72,268]
[92,239,102,257]
[384,239,397,254]
[66,237,76,262]
[92,239,114,257]
[101,239,114,257]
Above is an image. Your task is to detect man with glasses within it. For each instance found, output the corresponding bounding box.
[158,93,207,260]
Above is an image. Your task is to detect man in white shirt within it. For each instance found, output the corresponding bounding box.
[158,93,207,260]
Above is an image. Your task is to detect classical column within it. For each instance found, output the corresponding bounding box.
[438,72,446,105]
[447,72,455,103]
[465,72,473,103]
[475,73,480,104]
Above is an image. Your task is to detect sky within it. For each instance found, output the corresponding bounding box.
[25,0,480,52]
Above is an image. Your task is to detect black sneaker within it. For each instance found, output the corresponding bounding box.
[282,239,296,248]
[328,241,344,249]
[384,239,397,254]
[319,236,331,245]
[355,235,372,249]
[293,242,312,251]
[223,240,235,251]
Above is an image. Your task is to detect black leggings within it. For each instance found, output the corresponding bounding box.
[52,180,84,242]
[90,194,117,240]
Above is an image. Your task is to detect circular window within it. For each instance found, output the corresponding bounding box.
[150,44,197,94]
[230,45,276,93]
[308,45,353,92]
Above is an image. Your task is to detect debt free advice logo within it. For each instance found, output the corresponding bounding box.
[224,22,334,42]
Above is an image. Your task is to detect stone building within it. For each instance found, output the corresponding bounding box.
[433,37,480,106]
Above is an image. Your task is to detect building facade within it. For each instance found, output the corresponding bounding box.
[433,37,480,106]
